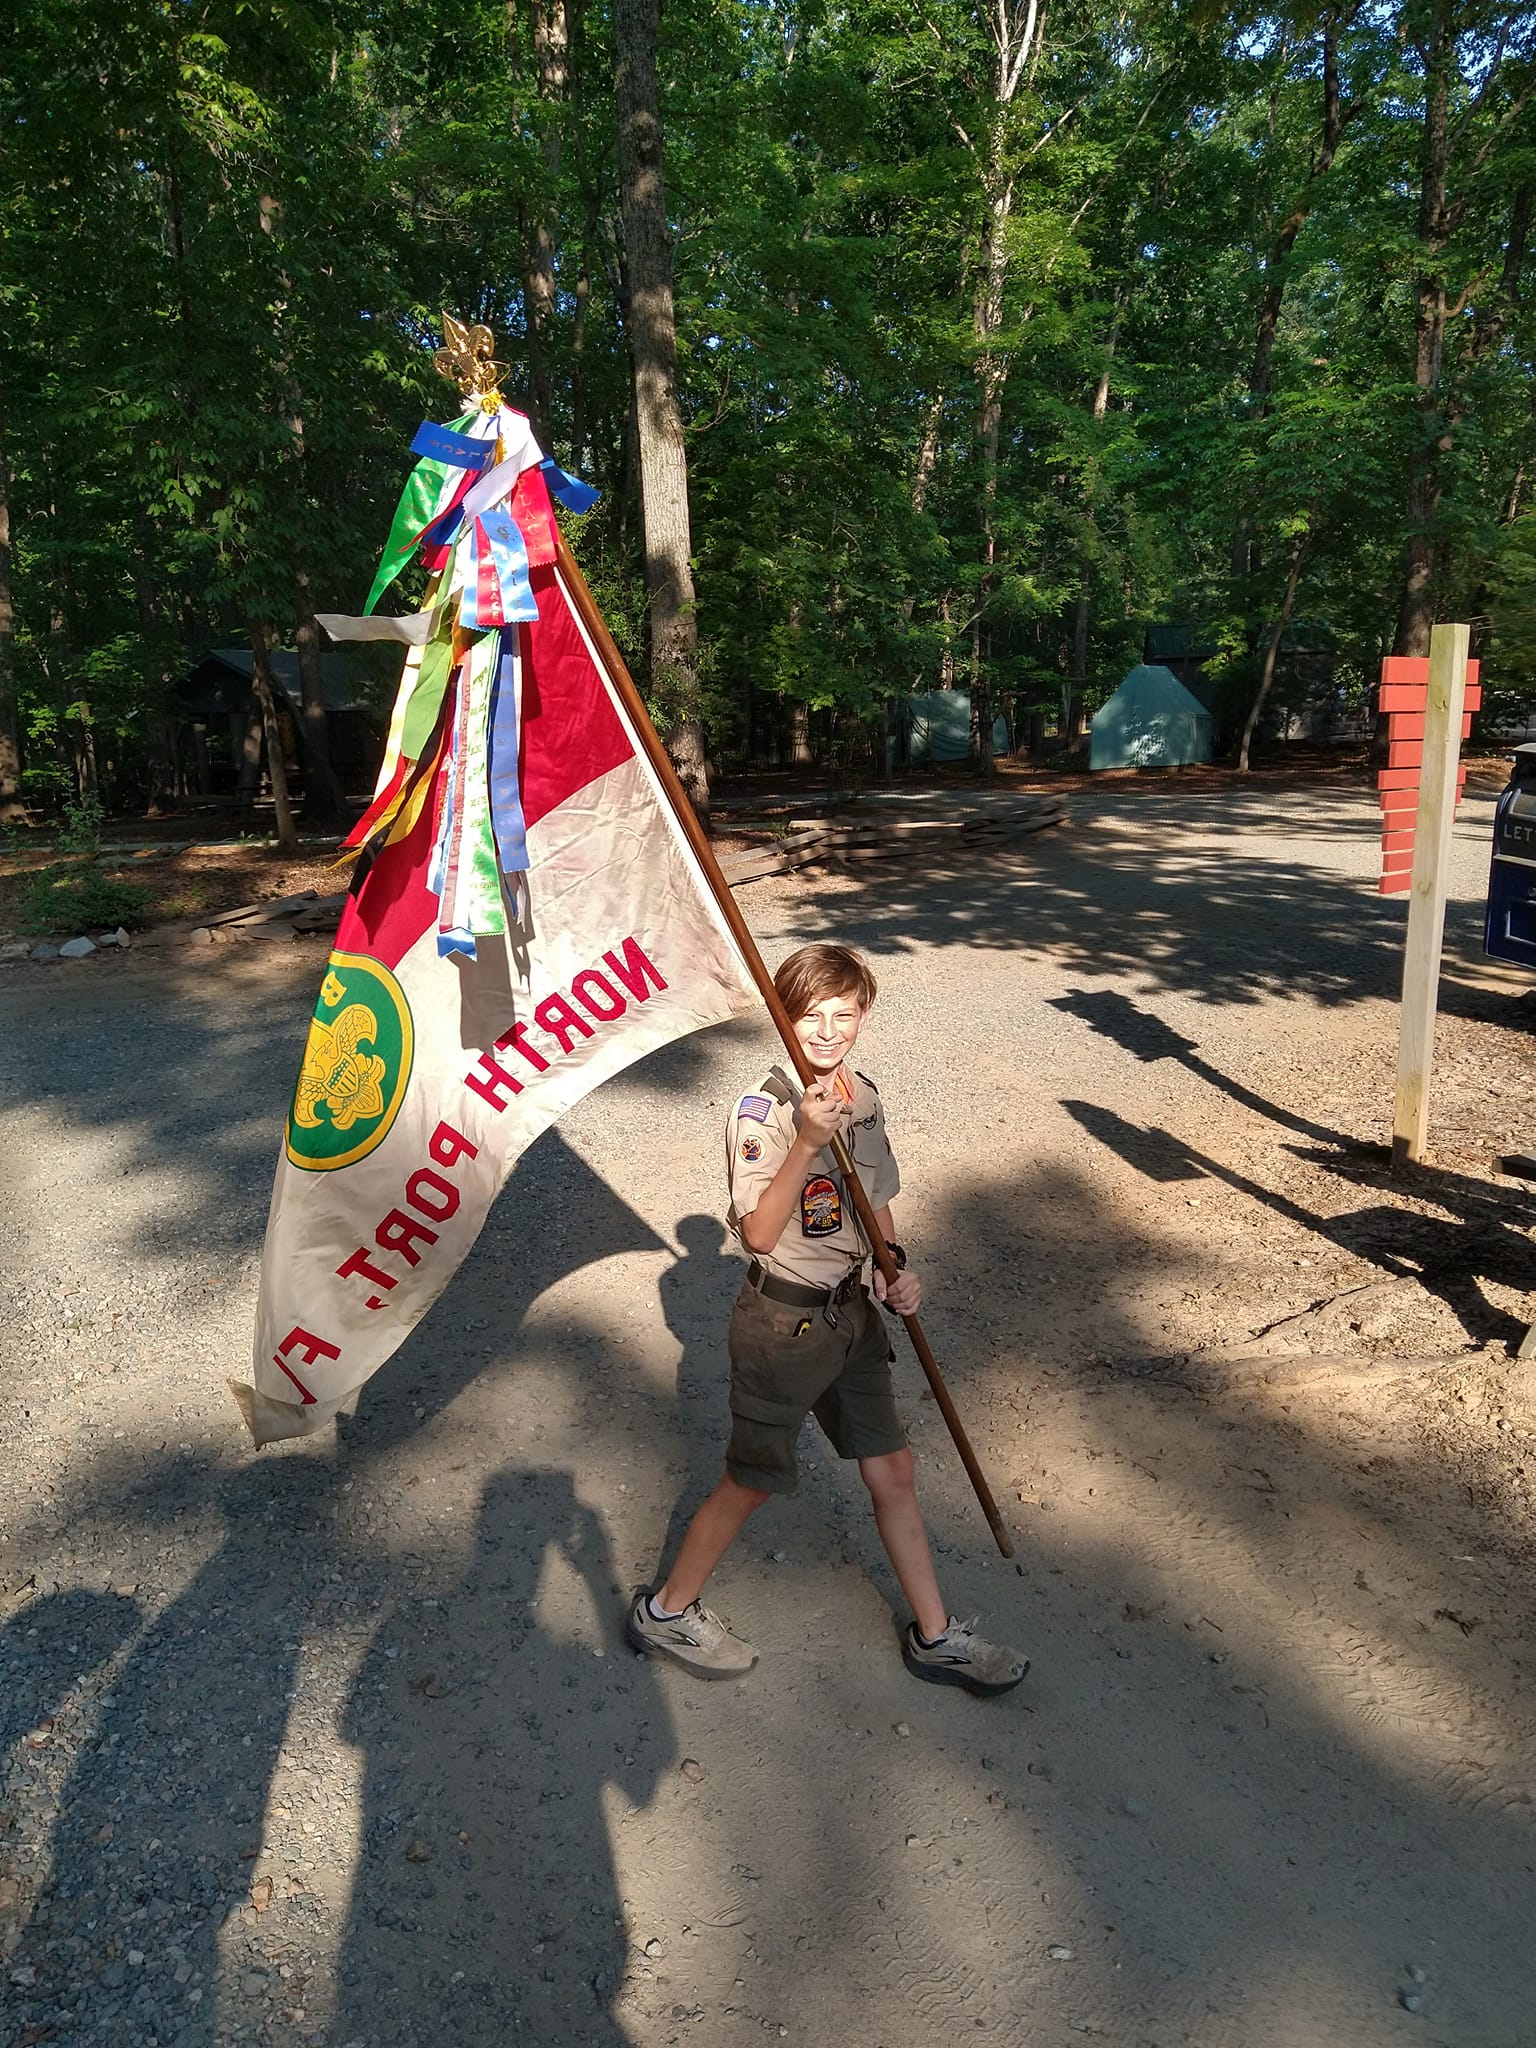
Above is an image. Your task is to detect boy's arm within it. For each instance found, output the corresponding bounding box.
[869,1202,922,1314]
[739,1076,847,1255]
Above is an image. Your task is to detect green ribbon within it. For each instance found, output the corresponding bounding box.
[400,631,455,760]
[455,630,506,939]
[363,410,479,616]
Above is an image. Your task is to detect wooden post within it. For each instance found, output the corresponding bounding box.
[1391,621,1469,1165]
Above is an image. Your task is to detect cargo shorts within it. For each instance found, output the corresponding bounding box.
[724,1279,905,1495]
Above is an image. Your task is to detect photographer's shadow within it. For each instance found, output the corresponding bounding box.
[334,1465,673,2044]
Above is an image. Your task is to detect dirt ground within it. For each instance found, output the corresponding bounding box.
[1,779,1532,2048]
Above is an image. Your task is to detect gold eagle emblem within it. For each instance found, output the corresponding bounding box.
[293,1004,387,1132]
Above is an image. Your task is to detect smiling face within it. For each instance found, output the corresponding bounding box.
[792,987,869,1076]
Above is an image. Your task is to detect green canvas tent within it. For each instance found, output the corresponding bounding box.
[900,691,1009,764]
[1090,663,1212,770]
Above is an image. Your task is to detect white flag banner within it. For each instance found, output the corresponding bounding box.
[239,549,756,1444]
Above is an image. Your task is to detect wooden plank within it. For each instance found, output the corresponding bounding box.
[1391,622,1470,1166]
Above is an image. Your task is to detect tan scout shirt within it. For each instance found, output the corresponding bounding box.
[725,1065,901,1289]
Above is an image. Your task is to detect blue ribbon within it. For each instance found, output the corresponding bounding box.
[437,927,478,960]
[487,632,529,877]
[540,457,600,514]
[478,508,540,624]
[412,420,496,471]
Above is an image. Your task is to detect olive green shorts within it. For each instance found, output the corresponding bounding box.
[725,1280,905,1495]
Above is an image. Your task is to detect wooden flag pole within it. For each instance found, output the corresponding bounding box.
[1391,622,1470,1166]
[555,537,1015,1558]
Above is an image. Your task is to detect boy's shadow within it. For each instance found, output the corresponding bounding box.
[334,1464,673,2045]
[651,1214,743,1582]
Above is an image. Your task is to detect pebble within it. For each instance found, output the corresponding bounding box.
[403,1838,433,1863]
[680,1758,705,1783]
[893,1722,911,1738]
[1399,1991,1423,2013]
[59,935,97,958]
[29,942,60,961]
[643,1937,665,1958]
[1048,1944,1075,1961]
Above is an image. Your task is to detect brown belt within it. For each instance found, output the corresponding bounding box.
[745,1260,859,1310]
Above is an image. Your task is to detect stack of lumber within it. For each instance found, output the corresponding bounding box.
[717,797,1066,886]
[198,891,348,939]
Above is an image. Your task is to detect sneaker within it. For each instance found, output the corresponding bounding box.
[903,1614,1028,1696]
[626,1592,758,1680]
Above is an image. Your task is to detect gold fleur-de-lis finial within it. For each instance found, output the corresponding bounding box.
[435,313,507,412]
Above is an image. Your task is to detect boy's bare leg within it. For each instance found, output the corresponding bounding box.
[659,1471,772,1611]
[860,1449,949,1641]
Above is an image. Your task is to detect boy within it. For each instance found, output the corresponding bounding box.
[627,943,1027,1697]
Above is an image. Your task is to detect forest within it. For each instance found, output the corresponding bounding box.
[2,0,1535,820]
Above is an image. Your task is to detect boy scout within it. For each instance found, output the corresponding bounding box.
[628,943,1027,1696]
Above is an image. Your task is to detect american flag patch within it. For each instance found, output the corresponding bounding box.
[737,1094,773,1123]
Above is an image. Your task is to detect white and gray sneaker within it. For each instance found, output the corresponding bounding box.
[626,1592,758,1680]
[903,1614,1028,1696]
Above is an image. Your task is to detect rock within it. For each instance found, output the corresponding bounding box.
[892,1722,911,1738]
[904,1834,919,1848]
[241,1969,268,1996]
[187,928,214,946]
[679,1759,704,1784]
[643,1937,665,1958]
[100,1962,127,1989]
[1047,1944,1075,1961]
[403,1838,433,1863]
[1406,1964,1428,1985]
[0,941,30,961]
[30,944,60,961]
[59,935,97,957]
[1399,1991,1423,2013]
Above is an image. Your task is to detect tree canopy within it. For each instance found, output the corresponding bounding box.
[3,0,1534,807]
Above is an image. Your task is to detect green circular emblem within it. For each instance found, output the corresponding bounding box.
[284,951,414,1172]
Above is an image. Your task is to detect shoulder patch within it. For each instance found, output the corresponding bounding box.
[737,1093,773,1124]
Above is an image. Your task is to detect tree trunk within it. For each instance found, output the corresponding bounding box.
[968,0,1045,776]
[295,577,347,829]
[1238,529,1308,771]
[1393,1,1454,658]
[0,401,20,812]
[612,0,708,819]
[1231,16,1353,581]
[522,0,570,447]
[248,617,299,852]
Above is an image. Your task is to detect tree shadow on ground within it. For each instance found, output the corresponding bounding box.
[333,1465,671,2048]
[647,1214,743,1587]
[2,1454,347,2047]
[791,789,1511,1019]
[1062,1100,1536,1351]
[851,1150,1536,2043]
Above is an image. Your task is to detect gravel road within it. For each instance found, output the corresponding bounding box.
[2,781,1532,2048]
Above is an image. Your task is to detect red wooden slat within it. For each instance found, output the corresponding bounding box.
[1389,740,1424,768]
[1381,656,1430,686]
[1379,683,1428,712]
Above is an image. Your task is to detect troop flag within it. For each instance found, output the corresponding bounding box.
[238,363,757,1444]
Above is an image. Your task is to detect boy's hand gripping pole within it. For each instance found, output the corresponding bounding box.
[555,536,1015,1560]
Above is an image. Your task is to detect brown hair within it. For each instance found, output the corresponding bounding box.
[773,943,878,1020]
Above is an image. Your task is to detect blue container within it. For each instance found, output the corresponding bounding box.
[1484,743,1536,968]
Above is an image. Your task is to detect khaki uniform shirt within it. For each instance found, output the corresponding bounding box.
[725,1065,901,1289]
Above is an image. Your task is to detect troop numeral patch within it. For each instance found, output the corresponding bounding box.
[800,1174,842,1237]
